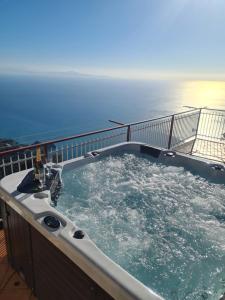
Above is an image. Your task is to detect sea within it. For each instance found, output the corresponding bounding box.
[0,74,225,145]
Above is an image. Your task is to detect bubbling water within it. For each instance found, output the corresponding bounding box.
[57,153,225,299]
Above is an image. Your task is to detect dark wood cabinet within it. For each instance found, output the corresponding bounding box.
[1,202,34,290]
[31,226,113,300]
[0,200,114,300]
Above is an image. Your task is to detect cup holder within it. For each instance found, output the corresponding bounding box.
[43,215,61,230]
[34,192,48,199]
[73,230,85,239]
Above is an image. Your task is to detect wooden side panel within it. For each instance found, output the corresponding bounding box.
[31,227,114,300]
[0,199,12,263]
[6,205,34,289]
[1,201,115,300]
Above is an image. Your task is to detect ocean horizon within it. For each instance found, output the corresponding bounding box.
[1,74,225,145]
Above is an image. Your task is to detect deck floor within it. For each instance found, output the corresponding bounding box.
[173,140,194,155]
[192,139,225,162]
[0,228,37,300]
[173,138,225,163]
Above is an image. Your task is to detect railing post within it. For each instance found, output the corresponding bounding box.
[167,115,175,149]
[190,108,202,154]
[127,125,131,142]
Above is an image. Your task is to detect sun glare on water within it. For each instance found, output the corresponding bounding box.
[181,81,225,109]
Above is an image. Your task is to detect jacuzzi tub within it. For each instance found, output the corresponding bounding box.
[1,142,225,300]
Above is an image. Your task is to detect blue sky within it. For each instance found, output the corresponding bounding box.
[1,0,225,79]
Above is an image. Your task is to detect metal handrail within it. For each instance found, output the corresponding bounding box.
[0,108,199,157]
[0,125,127,156]
[5,107,225,178]
[202,108,225,113]
[1,107,225,177]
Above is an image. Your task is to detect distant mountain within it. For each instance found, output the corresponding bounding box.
[0,68,111,79]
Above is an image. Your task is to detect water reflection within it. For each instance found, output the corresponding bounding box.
[180,81,225,110]
[1,76,225,142]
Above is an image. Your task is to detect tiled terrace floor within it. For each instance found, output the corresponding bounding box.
[174,138,225,163]
[192,139,225,162]
[0,228,37,300]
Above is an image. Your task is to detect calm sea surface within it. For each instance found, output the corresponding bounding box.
[0,74,225,144]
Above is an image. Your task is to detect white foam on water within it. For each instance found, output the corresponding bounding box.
[57,153,225,299]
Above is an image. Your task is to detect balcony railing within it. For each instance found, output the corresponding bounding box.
[1,107,225,179]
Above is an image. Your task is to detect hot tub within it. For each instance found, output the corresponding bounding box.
[1,142,225,300]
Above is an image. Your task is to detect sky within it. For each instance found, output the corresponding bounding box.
[1,0,225,80]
